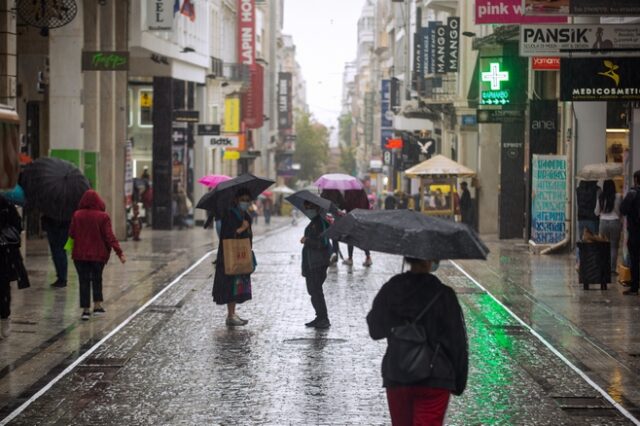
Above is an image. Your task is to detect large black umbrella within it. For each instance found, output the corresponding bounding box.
[196,173,274,218]
[19,157,91,222]
[285,190,333,219]
[325,209,489,260]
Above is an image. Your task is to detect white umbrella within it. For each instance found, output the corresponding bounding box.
[271,184,295,194]
[576,163,623,180]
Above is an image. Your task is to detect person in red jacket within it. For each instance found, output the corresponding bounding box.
[69,190,126,320]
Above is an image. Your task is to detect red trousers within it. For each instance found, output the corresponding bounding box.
[386,386,451,426]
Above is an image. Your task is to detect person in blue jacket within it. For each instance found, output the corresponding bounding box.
[300,200,332,329]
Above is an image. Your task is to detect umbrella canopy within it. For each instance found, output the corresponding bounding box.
[271,184,295,195]
[197,174,231,188]
[325,209,489,260]
[314,173,363,191]
[404,155,476,178]
[285,190,333,219]
[19,157,91,221]
[196,173,274,217]
[576,163,623,180]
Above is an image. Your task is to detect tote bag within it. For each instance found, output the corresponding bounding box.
[223,237,254,275]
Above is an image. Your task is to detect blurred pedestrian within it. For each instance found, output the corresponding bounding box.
[459,182,475,228]
[263,196,273,225]
[384,192,397,210]
[595,179,622,273]
[621,171,640,295]
[173,182,189,229]
[141,176,153,227]
[321,189,345,264]
[0,194,30,339]
[212,188,254,326]
[343,189,372,267]
[300,200,332,329]
[69,190,126,320]
[41,214,70,288]
[367,257,468,425]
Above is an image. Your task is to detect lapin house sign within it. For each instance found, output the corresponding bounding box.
[238,0,255,66]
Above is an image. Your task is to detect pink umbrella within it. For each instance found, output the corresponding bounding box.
[198,174,231,188]
[314,173,363,191]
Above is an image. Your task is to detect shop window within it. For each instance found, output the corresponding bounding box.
[138,89,153,127]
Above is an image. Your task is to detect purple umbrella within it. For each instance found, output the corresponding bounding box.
[314,173,363,191]
[198,174,231,188]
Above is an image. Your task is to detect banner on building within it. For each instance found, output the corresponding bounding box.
[381,80,393,128]
[476,0,566,23]
[147,0,174,31]
[530,100,558,154]
[242,64,264,129]
[276,153,295,177]
[522,0,640,16]
[445,17,460,73]
[560,57,640,101]
[531,155,567,244]
[520,24,640,57]
[425,22,439,75]
[413,31,424,90]
[278,72,293,130]
[224,98,241,133]
[237,0,255,66]
[364,92,375,146]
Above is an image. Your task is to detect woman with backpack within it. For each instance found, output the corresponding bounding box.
[595,179,623,273]
[367,257,468,425]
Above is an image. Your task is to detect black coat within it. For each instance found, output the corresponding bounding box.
[367,272,468,394]
[302,215,331,276]
[0,197,29,288]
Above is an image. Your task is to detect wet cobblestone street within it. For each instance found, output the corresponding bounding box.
[2,223,639,425]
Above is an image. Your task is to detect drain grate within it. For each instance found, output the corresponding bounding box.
[552,396,617,417]
[283,338,347,345]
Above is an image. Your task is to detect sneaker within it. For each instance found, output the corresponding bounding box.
[305,318,319,327]
[329,254,338,264]
[234,314,249,325]
[313,318,331,329]
[0,319,10,338]
[225,315,248,326]
[93,307,106,316]
[342,258,353,266]
[51,280,67,288]
[81,311,91,321]
[363,257,373,267]
[623,290,639,295]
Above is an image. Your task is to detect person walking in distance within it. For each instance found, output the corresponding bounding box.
[595,179,622,274]
[69,190,126,320]
[42,214,70,288]
[620,171,640,295]
[300,200,332,329]
[459,182,475,228]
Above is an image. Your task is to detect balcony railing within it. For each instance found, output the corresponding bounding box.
[223,63,251,86]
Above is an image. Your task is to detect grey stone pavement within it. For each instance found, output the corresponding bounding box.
[1,219,640,424]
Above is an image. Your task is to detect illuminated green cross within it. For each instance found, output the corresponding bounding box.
[482,62,509,90]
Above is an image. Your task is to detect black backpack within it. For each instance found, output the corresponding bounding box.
[383,291,454,384]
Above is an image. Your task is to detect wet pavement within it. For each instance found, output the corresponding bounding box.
[1,222,640,424]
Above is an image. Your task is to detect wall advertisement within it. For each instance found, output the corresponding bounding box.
[531,155,567,245]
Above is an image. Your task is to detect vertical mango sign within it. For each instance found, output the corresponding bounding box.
[224,98,240,133]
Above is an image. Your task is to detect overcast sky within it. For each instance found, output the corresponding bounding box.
[283,0,364,133]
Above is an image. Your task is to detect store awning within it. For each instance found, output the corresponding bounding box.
[404,155,476,178]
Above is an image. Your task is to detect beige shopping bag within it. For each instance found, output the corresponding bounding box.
[223,238,254,275]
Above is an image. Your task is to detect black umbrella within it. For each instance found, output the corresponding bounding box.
[285,190,333,219]
[325,209,489,260]
[19,157,91,222]
[196,173,274,218]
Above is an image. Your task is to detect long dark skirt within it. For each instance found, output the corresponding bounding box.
[212,250,252,305]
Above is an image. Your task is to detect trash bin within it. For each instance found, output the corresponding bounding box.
[577,241,611,290]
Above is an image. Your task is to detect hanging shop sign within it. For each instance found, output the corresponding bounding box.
[197,124,220,136]
[238,0,255,66]
[381,129,394,151]
[82,51,129,71]
[531,155,567,245]
[530,100,558,154]
[278,72,293,130]
[520,24,640,57]
[423,19,459,75]
[523,0,640,16]
[532,57,560,70]
[479,58,511,105]
[209,135,240,148]
[476,0,566,24]
[560,57,640,101]
[146,0,173,31]
[242,63,264,129]
[173,110,199,123]
[381,80,393,128]
[224,98,241,133]
[425,21,440,75]
[276,153,295,177]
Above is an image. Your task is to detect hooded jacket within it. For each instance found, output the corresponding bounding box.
[69,190,123,263]
[367,271,468,395]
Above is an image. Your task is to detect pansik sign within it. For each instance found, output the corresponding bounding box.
[278,72,292,130]
[520,24,640,57]
[531,155,567,244]
[146,0,173,31]
[560,57,640,101]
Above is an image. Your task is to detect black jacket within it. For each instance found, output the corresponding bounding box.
[576,181,599,221]
[301,215,331,276]
[621,187,640,239]
[367,272,468,395]
[0,196,30,288]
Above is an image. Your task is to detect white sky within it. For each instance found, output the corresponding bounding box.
[283,0,364,133]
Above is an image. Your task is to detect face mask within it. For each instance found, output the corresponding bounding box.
[430,260,440,273]
[238,201,250,211]
[304,209,318,219]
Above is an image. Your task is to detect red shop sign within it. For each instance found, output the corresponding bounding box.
[532,57,560,71]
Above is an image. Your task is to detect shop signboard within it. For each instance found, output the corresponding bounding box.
[209,135,240,148]
[276,153,295,177]
[82,51,129,71]
[224,98,241,133]
[381,129,394,151]
[522,0,640,16]
[381,80,393,128]
[532,57,560,70]
[560,57,640,101]
[477,109,524,123]
[197,124,220,136]
[531,155,567,244]
[278,72,293,130]
[520,24,640,57]
[426,18,459,75]
[146,0,173,31]
[173,110,199,123]
[242,63,264,129]
[530,100,558,154]
[476,0,566,23]
[479,57,512,106]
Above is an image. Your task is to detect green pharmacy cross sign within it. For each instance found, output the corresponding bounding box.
[480,59,511,105]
